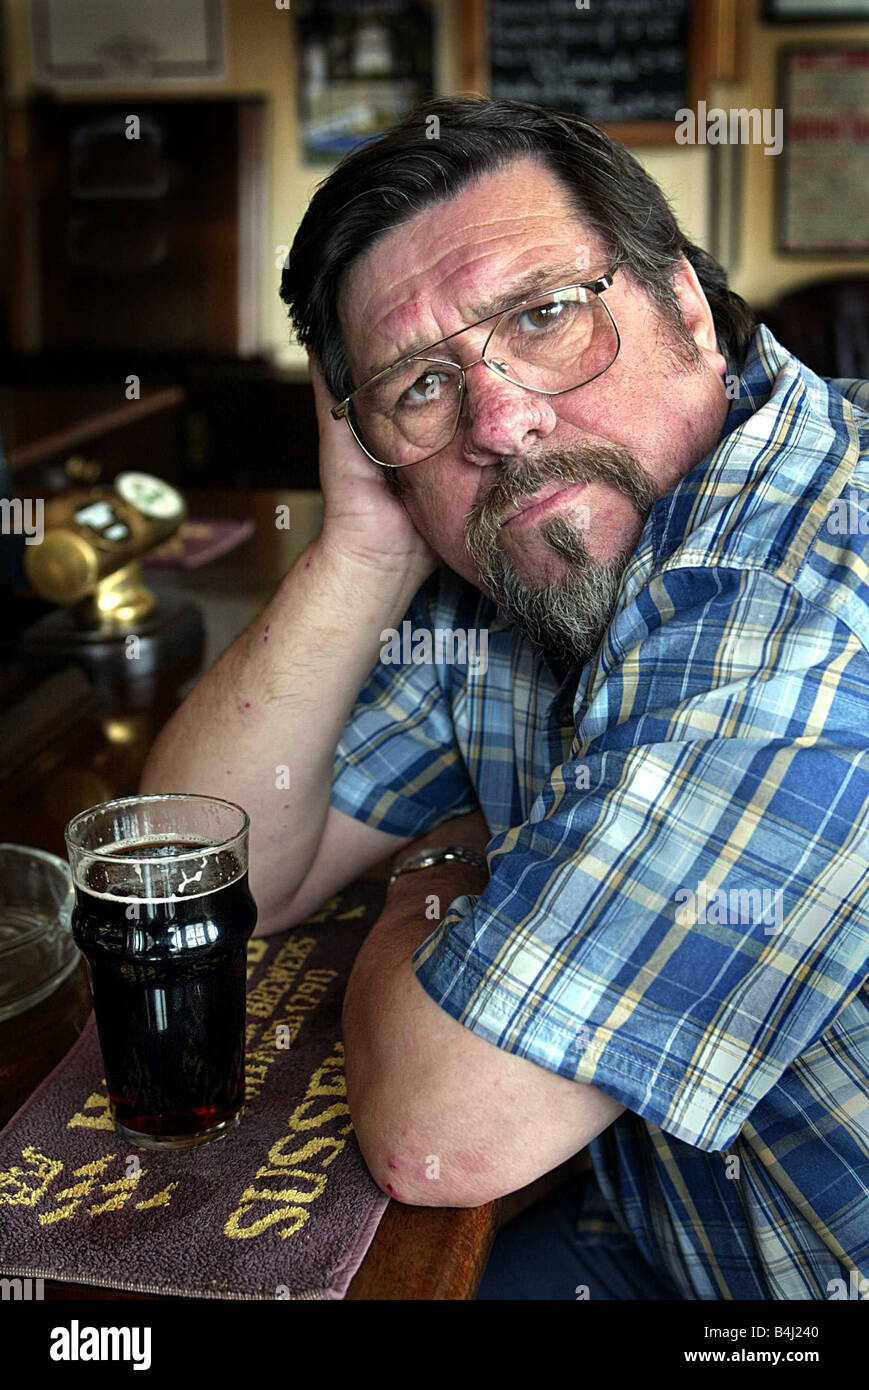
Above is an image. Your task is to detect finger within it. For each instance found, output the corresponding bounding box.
[307,350,369,475]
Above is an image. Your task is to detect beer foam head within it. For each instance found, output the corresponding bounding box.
[81,838,245,903]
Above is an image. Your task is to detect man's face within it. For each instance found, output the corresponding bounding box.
[340,157,730,665]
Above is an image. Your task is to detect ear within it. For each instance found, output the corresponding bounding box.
[672,258,727,377]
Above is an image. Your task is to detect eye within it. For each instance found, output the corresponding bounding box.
[400,369,450,405]
[515,300,570,332]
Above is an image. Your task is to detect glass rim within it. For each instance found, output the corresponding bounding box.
[64,792,251,864]
[0,841,74,879]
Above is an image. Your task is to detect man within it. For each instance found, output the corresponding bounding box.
[140,98,869,1300]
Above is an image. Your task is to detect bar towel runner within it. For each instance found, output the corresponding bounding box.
[0,879,389,1299]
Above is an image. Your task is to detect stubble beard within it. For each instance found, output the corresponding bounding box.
[464,444,660,669]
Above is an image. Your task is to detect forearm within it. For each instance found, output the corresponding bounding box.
[352,806,492,972]
[343,813,491,1199]
[344,798,490,1020]
[343,846,624,1207]
[139,535,424,922]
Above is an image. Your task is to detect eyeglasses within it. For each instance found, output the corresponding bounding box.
[331,269,621,469]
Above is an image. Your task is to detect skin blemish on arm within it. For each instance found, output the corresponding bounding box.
[304,557,312,569]
[238,700,252,713]
[387,1159,399,1170]
[262,624,270,641]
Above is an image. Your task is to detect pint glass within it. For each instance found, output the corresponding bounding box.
[66,794,257,1148]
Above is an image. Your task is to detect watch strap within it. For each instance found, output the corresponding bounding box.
[387,845,488,889]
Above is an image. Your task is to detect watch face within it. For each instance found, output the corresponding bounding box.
[115,472,184,520]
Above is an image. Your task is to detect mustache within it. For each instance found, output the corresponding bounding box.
[463,443,659,555]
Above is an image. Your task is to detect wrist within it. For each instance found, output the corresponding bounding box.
[316,525,435,594]
[385,858,489,921]
[275,535,425,659]
[387,845,488,889]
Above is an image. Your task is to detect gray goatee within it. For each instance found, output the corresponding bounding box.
[464,445,658,667]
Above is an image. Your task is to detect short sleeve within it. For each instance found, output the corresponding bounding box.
[412,565,869,1152]
[331,582,478,838]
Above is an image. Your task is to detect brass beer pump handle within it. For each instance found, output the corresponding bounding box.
[24,474,186,615]
[79,563,157,632]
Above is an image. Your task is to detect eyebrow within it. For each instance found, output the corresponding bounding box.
[358,260,592,383]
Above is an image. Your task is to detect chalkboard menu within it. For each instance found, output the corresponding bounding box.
[489,0,690,125]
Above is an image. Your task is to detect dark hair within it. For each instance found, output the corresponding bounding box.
[281,94,755,421]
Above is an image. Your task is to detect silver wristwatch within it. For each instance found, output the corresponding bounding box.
[387,845,488,889]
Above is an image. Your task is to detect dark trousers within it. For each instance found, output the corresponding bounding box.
[477,1171,684,1301]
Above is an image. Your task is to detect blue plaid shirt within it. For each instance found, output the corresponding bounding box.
[331,325,869,1300]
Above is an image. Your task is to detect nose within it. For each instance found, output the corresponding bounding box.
[458,357,558,466]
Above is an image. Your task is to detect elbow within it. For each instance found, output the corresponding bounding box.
[348,1088,500,1209]
[361,1137,489,1209]
[342,976,503,1208]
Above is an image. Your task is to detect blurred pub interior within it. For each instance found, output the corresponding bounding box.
[1,0,868,793]
[3,0,869,498]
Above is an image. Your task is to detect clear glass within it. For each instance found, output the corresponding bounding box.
[65,794,257,1149]
[0,844,77,1021]
[347,282,620,468]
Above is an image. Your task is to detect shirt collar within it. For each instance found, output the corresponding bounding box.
[622,322,834,583]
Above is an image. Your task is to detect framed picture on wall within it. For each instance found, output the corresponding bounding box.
[294,0,435,164]
[777,47,869,253]
[30,0,225,83]
[764,1,869,21]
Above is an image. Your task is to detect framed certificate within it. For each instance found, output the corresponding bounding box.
[30,0,225,83]
[777,47,869,254]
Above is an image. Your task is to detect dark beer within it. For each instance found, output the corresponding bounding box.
[71,837,257,1145]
